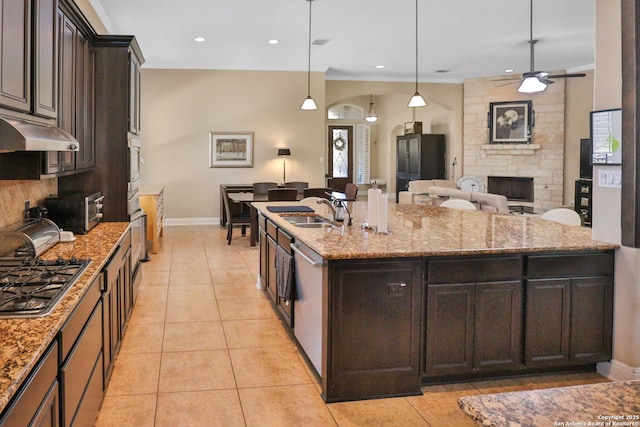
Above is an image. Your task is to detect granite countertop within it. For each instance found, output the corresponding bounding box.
[253,200,619,260]
[0,222,130,414]
[458,380,640,426]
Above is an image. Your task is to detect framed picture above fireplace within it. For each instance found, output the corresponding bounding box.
[488,100,533,144]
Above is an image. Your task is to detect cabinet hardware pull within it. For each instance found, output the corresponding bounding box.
[291,243,323,268]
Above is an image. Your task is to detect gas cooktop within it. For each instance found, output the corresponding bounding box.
[0,257,90,318]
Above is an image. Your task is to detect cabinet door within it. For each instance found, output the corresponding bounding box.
[128,51,141,134]
[474,281,522,370]
[525,278,571,367]
[74,32,95,169]
[30,381,59,427]
[328,259,422,401]
[571,276,613,363]
[55,10,75,172]
[33,0,57,118]
[407,136,421,174]
[258,226,267,288]
[119,246,132,335]
[0,0,31,112]
[425,283,475,376]
[396,138,408,174]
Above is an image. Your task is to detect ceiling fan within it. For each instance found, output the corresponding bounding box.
[496,0,586,93]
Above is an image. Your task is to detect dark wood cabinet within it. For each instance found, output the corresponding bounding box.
[102,230,132,384]
[60,273,103,427]
[0,341,59,427]
[74,31,95,169]
[34,0,58,119]
[0,0,31,113]
[129,51,141,134]
[525,253,614,368]
[263,219,294,327]
[396,134,446,202]
[425,280,522,377]
[326,258,422,402]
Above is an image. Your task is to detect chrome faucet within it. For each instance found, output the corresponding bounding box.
[317,198,352,226]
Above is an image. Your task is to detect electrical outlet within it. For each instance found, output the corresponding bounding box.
[24,201,30,212]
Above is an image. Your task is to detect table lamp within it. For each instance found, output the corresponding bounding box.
[277,148,291,184]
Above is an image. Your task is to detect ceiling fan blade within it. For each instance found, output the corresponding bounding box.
[539,78,555,85]
[547,73,587,79]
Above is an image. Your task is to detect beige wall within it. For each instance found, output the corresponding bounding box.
[592,0,640,380]
[139,69,326,222]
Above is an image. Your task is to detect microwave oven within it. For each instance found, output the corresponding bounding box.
[45,192,104,234]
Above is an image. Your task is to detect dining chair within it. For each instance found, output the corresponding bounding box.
[540,208,582,226]
[222,187,251,245]
[267,188,298,201]
[439,198,477,210]
[284,181,309,194]
[303,187,332,199]
[344,183,358,200]
[253,182,278,194]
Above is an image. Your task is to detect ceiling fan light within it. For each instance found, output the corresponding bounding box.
[517,76,547,94]
[301,95,318,110]
[408,91,427,108]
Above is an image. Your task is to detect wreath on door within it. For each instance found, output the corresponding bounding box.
[333,135,346,151]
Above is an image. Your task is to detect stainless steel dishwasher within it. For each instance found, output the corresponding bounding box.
[291,241,324,376]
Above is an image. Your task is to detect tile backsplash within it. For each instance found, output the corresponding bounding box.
[0,179,57,228]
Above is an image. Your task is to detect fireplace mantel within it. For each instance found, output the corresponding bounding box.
[481,144,541,155]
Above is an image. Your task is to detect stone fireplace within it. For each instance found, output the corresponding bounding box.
[462,76,566,208]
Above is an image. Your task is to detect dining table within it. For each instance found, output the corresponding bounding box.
[227,192,303,246]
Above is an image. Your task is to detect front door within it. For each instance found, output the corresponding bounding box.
[327,126,353,192]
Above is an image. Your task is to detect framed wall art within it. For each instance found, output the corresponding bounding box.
[488,100,533,144]
[209,131,254,168]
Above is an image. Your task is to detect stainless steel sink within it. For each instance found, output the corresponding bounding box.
[294,222,335,229]
[280,215,335,228]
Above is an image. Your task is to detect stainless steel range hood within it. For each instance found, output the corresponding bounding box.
[0,117,79,153]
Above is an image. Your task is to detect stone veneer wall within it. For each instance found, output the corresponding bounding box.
[0,179,57,228]
[463,76,565,208]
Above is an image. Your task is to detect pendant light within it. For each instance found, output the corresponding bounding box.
[365,94,378,123]
[408,0,427,108]
[300,0,318,110]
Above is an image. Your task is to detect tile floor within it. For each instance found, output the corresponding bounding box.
[95,225,610,427]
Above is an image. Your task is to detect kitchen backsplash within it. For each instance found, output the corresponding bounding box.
[0,179,57,228]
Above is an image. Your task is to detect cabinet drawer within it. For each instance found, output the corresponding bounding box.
[427,256,522,284]
[60,273,102,360]
[277,228,293,253]
[0,341,59,427]
[526,252,614,278]
[266,219,277,239]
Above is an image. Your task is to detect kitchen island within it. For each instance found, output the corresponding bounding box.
[0,222,131,424]
[254,200,618,403]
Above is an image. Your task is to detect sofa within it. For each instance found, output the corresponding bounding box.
[398,179,457,204]
[428,186,510,214]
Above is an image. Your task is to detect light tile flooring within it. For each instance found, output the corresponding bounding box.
[95,225,610,427]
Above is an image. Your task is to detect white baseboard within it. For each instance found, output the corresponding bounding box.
[597,359,640,381]
[163,217,220,226]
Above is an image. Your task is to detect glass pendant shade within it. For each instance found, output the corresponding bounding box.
[365,96,378,122]
[408,92,427,108]
[301,95,318,110]
[517,76,547,93]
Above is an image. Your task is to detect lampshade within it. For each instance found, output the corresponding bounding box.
[300,0,318,110]
[517,76,548,94]
[277,148,291,156]
[408,0,427,108]
[365,94,378,122]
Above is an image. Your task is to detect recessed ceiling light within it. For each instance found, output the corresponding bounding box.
[268,39,279,45]
[504,68,515,73]
[194,37,205,42]
[375,65,385,69]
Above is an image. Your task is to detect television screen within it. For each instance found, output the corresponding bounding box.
[590,108,622,165]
